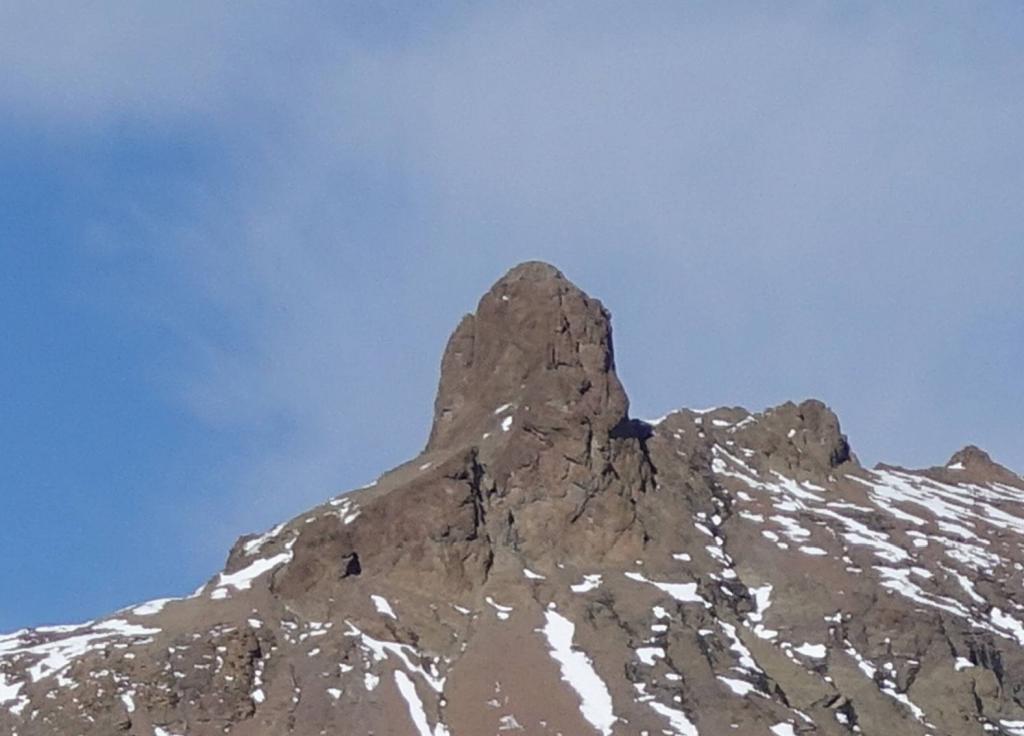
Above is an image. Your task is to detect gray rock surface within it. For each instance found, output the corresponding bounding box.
[2,262,1023,736]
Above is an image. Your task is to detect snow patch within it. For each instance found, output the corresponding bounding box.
[211,550,292,599]
[371,595,398,619]
[131,598,175,616]
[571,574,603,593]
[394,670,450,736]
[625,572,709,607]
[793,643,827,658]
[648,700,700,736]
[539,611,618,736]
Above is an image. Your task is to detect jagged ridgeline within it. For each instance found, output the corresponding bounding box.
[3,261,1024,736]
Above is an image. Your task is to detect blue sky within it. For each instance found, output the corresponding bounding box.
[1,2,1022,631]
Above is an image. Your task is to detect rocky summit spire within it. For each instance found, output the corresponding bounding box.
[426,261,629,453]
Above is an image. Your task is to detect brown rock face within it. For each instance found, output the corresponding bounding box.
[427,260,629,452]
[420,261,649,567]
[943,445,1022,485]
[3,261,1024,736]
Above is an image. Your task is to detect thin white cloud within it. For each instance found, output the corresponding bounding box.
[4,2,1022,554]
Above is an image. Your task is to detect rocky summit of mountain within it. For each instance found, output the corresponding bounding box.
[3,262,1024,736]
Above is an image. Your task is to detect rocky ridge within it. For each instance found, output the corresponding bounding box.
[2,262,1024,736]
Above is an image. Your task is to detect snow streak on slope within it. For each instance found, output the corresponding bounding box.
[540,609,618,736]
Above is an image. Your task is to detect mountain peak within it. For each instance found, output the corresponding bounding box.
[944,444,1020,484]
[426,261,628,453]
[7,262,1024,736]
[948,444,994,467]
[499,259,566,282]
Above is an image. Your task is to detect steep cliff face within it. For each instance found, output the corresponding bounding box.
[2,263,1024,736]
[427,260,629,452]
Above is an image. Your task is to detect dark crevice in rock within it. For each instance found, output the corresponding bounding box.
[568,479,601,524]
[341,552,361,578]
[970,678,985,719]
[835,699,859,732]
[610,417,653,442]
[504,510,520,551]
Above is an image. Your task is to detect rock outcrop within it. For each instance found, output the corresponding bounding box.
[2,262,1023,736]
